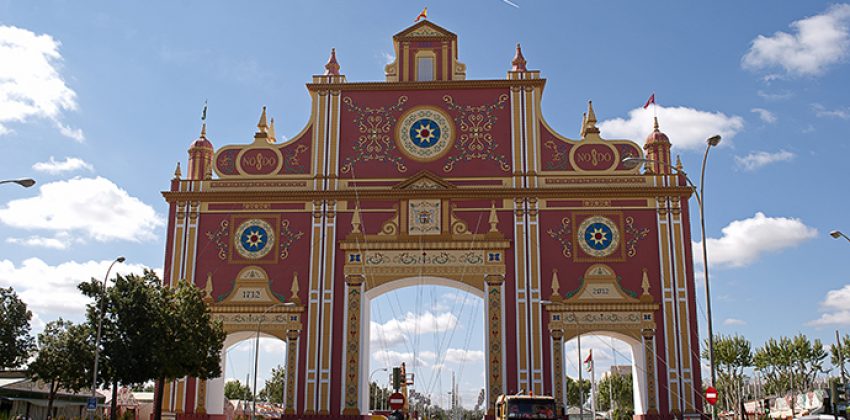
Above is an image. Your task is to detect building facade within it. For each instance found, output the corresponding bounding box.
[161,20,703,420]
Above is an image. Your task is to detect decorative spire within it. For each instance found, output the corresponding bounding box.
[653,116,660,131]
[511,43,527,72]
[580,112,587,137]
[488,201,500,233]
[268,117,277,143]
[351,205,362,234]
[551,269,562,301]
[675,155,683,171]
[640,268,652,302]
[173,162,182,180]
[324,48,340,76]
[257,106,268,133]
[200,122,207,138]
[583,101,600,135]
[290,272,301,304]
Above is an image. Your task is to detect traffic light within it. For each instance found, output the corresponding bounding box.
[763,399,770,417]
[393,367,402,390]
[837,382,847,405]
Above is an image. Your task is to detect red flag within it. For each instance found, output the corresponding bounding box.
[643,93,655,109]
[584,349,593,364]
[415,7,428,22]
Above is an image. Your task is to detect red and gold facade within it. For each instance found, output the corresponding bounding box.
[161,21,703,419]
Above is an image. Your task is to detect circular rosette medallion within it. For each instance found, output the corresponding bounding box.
[234,219,275,259]
[396,107,454,161]
[578,216,620,258]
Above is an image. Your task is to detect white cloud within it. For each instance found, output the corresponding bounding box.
[382,52,395,65]
[0,25,83,140]
[6,235,68,249]
[693,212,817,268]
[757,90,793,101]
[370,311,458,348]
[734,150,795,171]
[723,318,747,326]
[0,257,156,331]
[751,108,777,124]
[812,103,850,119]
[742,4,850,76]
[598,105,744,150]
[443,348,485,364]
[808,284,850,326]
[32,156,94,174]
[371,350,433,369]
[0,177,164,243]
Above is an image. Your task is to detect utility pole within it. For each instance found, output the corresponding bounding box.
[578,334,584,418]
[838,330,847,384]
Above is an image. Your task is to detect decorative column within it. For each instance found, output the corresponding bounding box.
[550,329,565,411]
[285,329,300,414]
[642,328,659,415]
[343,274,365,415]
[485,274,505,415]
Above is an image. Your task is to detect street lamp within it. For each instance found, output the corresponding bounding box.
[252,301,295,419]
[622,134,722,416]
[90,256,126,419]
[830,230,850,243]
[370,367,389,411]
[0,178,36,188]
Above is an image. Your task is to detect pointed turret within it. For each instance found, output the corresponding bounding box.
[253,106,270,143]
[268,117,277,144]
[511,43,527,72]
[173,162,182,180]
[644,117,672,174]
[581,101,600,136]
[324,48,340,76]
[187,121,214,180]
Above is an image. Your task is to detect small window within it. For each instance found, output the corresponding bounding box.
[417,57,434,81]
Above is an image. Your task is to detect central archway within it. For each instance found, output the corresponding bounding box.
[360,276,487,414]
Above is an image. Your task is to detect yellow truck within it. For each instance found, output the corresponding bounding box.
[494,393,560,419]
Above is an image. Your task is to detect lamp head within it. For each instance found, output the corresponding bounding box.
[830,230,843,239]
[116,256,126,263]
[15,179,36,188]
[707,135,721,147]
[621,156,649,169]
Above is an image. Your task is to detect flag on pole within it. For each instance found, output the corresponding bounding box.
[643,93,655,109]
[415,7,428,22]
[584,349,593,372]
[201,100,208,121]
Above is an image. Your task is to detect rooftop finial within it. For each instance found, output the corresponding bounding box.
[257,106,268,133]
[324,48,340,76]
[268,117,277,143]
[653,116,660,131]
[582,101,600,135]
[200,122,207,138]
[488,201,500,233]
[675,155,683,171]
[511,43,527,72]
[173,162,182,180]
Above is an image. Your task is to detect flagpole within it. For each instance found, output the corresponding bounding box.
[591,351,597,420]
[578,334,584,418]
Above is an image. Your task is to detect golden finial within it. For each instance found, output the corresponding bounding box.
[290,272,301,304]
[351,205,362,234]
[511,43,527,72]
[488,201,500,233]
[580,112,587,137]
[641,268,651,297]
[653,116,660,131]
[551,269,562,301]
[200,122,207,138]
[324,48,341,76]
[203,272,213,302]
[173,162,182,180]
[268,117,277,144]
[675,155,683,171]
[257,106,268,133]
[583,101,600,135]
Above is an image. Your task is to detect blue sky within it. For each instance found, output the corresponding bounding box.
[1,0,850,409]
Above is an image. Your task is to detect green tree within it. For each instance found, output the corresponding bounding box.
[0,287,34,370]
[224,380,253,400]
[703,334,752,412]
[258,365,286,403]
[597,373,633,418]
[28,319,94,418]
[754,334,826,415]
[830,334,850,377]
[150,278,226,420]
[566,376,591,407]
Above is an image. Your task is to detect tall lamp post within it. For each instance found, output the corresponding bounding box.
[0,178,36,188]
[370,367,389,411]
[622,134,721,416]
[90,256,126,419]
[252,302,295,419]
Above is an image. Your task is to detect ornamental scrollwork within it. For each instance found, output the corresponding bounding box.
[543,140,570,171]
[546,217,572,258]
[279,219,305,260]
[625,216,650,257]
[205,220,229,260]
[340,96,409,174]
[282,144,309,174]
[441,94,511,172]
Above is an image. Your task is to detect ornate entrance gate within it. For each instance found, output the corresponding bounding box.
[161,20,703,420]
